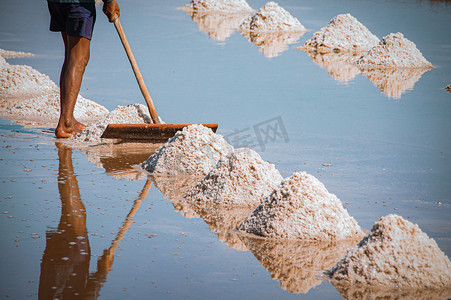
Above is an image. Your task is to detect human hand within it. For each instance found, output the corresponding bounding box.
[103,0,120,22]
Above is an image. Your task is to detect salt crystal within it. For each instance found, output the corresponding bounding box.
[185,147,282,207]
[239,2,306,33]
[182,0,254,13]
[0,48,35,59]
[326,214,451,289]
[300,14,379,53]
[237,171,364,241]
[356,32,433,68]
[141,124,233,176]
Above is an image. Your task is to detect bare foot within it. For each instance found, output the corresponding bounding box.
[55,120,82,138]
[74,119,86,131]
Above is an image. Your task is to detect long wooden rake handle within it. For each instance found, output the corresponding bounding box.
[113,17,161,124]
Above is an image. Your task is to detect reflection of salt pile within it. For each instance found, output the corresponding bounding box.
[185,10,250,42]
[334,285,451,300]
[242,31,306,58]
[185,148,282,207]
[0,54,108,124]
[300,14,379,53]
[360,67,430,99]
[191,204,253,251]
[327,214,451,289]
[72,104,156,143]
[80,143,159,181]
[141,124,234,176]
[152,175,203,200]
[304,51,361,83]
[0,48,34,58]
[356,33,433,68]
[182,0,254,12]
[239,236,359,294]
[239,2,306,33]
[238,171,364,241]
[151,175,203,218]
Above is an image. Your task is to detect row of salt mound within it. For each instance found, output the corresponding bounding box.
[143,125,359,242]
[185,147,283,207]
[141,124,233,176]
[239,2,306,33]
[299,14,433,68]
[182,0,254,12]
[326,214,451,289]
[237,171,364,241]
[141,125,451,290]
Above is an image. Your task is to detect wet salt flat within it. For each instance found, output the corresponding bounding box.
[1,0,451,299]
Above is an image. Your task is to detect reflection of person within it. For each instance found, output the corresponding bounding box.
[39,143,151,299]
[47,0,120,138]
[39,143,91,298]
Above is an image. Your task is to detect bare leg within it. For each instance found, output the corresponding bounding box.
[55,32,90,138]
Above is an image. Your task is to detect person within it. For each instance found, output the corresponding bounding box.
[47,0,120,138]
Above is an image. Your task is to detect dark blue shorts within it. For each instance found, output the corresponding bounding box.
[48,2,96,40]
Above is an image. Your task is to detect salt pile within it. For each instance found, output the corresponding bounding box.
[1,59,57,98]
[300,14,379,53]
[240,1,306,32]
[239,2,306,33]
[356,32,433,68]
[326,214,451,289]
[0,48,34,59]
[239,236,359,294]
[446,84,451,93]
[0,56,108,124]
[185,148,282,207]
[72,104,155,143]
[182,0,254,13]
[237,171,364,241]
[141,124,234,176]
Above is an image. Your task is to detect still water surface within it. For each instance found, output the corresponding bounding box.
[1,0,451,298]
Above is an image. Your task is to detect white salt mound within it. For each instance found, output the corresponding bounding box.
[0,49,35,59]
[141,124,234,176]
[0,58,108,124]
[185,148,282,207]
[0,55,6,70]
[239,1,306,32]
[326,214,451,289]
[301,13,379,53]
[446,84,451,93]
[7,90,108,122]
[356,32,433,68]
[73,104,154,143]
[237,171,364,241]
[0,61,57,97]
[182,0,254,12]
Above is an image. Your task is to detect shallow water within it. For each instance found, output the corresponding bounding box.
[1,0,451,299]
